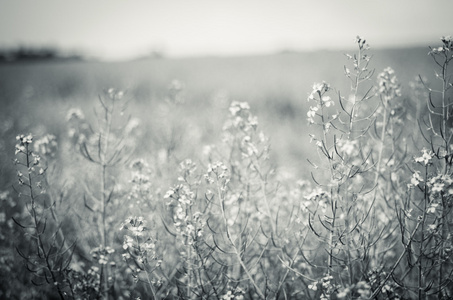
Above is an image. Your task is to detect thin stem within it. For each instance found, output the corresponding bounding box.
[215,177,266,299]
[25,145,65,300]
[136,235,158,299]
[374,101,388,186]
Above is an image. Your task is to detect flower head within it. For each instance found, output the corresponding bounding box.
[414,148,434,165]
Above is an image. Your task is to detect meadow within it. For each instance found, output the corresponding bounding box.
[0,37,452,299]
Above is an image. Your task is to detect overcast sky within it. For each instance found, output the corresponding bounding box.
[1,0,452,60]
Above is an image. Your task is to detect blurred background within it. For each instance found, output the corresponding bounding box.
[1,0,453,180]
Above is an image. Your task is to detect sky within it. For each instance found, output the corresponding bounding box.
[1,0,452,60]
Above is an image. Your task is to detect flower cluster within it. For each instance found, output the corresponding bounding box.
[15,134,33,155]
[66,108,85,121]
[0,190,15,208]
[336,139,358,156]
[67,108,91,145]
[222,286,245,300]
[14,134,47,191]
[409,171,424,187]
[222,101,270,165]
[120,216,147,237]
[204,161,229,185]
[308,274,339,299]
[304,187,330,214]
[65,266,101,297]
[354,36,370,50]
[306,106,318,124]
[308,82,331,102]
[90,246,115,266]
[128,159,152,209]
[165,184,204,243]
[429,36,453,55]
[367,269,399,299]
[224,101,258,132]
[414,148,434,165]
[427,173,453,195]
[106,88,125,100]
[120,216,161,281]
[377,67,401,102]
[33,134,58,158]
[178,159,198,183]
[306,82,335,128]
[356,281,372,299]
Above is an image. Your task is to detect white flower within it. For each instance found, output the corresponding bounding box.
[322,96,334,107]
[414,149,434,165]
[164,189,174,199]
[410,171,424,186]
[427,203,439,214]
[66,108,85,121]
[307,106,319,123]
[308,282,318,291]
[123,235,134,249]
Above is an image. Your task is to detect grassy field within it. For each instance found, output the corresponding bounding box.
[2,43,451,299]
[0,47,434,181]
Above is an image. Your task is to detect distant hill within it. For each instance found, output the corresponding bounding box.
[0,47,83,63]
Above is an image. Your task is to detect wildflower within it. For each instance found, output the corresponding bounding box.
[66,108,85,121]
[31,153,40,165]
[130,159,149,171]
[222,291,234,300]
[308,82,330,101]
[175,206,185,220]
[308,282,318,291]
[229,101,250,116]
[414,148,434,165]
[123,235,134,250]
[431,182,445,193]
[354,36,363,44]
[142,242,155,251]
[164,189,175,199]
[410,171,424,186]
[98,255,108,265]
[430,36,453,54]
[206,162,229,180]
[130,225,145,236]
[337,139,357,156]
[322,96,334,107]
[428,224,437,233]
[377,67,401,101]
[337,287,350,298]
[15,134,32,155]
[33,134,58,157]
[107,88,125,100]
[307,106,318,123]
[427,203,439,214]
[356,281,371,298]
[204,174,214,184]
